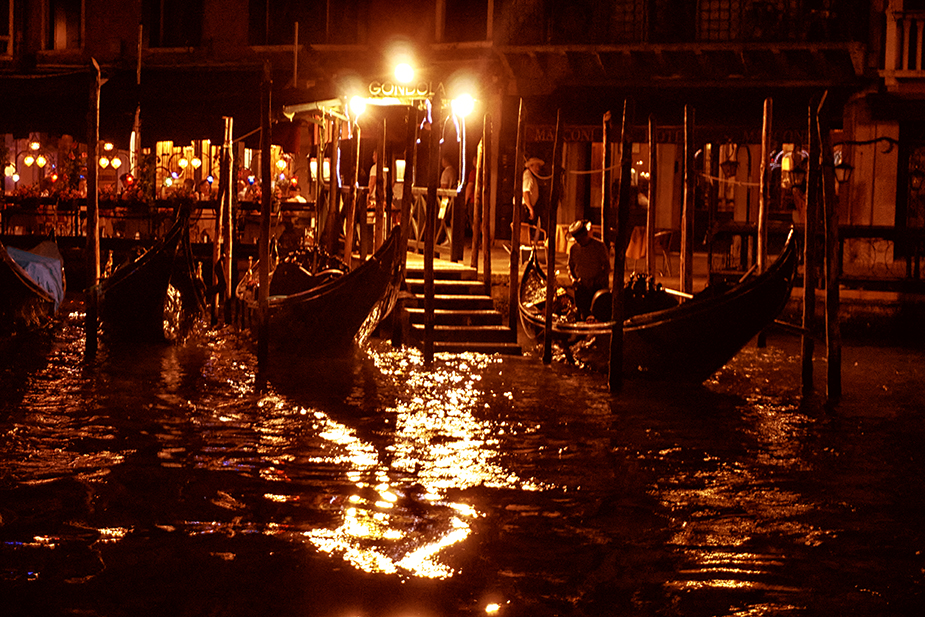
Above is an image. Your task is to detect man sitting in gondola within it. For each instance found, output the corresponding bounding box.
[567,219,610,320]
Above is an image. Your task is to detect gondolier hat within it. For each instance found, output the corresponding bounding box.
[569,219,591,238]
[525,157,544,168]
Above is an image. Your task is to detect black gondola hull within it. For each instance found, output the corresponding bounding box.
[519,229,799,382]
[242,226,403,354]
[0,240,65,333]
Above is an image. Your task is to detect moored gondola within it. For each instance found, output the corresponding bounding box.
[519,228,800,382]
[97,206,193,342]
[0,238,66,333]
[236,226,404,354]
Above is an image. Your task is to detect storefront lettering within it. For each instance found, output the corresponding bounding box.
[368,81,432,98]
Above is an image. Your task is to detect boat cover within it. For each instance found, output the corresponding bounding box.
[7,246,65,310]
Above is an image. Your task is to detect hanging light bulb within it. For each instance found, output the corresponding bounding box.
[36,155,47,168]
[111,157,123,169]
[191,157,202,169]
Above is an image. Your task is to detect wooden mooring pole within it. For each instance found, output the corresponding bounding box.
[609,98,634,390]
[542,110,564,364]
[424,94,442,365]
[817,92,842,404]
[257,63,272,378]
[508,99,525,332]
[221,117,234,325]
[681,105,695,294]
[803,102,819,395]
[481,114,492,297]
[646,114,657,277]
[84,59,102,359]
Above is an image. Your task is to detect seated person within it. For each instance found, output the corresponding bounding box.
[567,219,610,320]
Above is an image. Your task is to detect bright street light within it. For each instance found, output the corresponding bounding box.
[451,93,475,118]
[349,96,367,117]
[395,63,414,84]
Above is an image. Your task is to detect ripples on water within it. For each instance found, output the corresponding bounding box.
[1,310,924,616]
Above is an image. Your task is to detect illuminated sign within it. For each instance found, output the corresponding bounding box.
[367,81,432,99]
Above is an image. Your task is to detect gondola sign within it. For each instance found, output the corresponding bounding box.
[367,81,433,104]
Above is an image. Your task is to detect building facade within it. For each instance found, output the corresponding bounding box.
[1,1,923,284]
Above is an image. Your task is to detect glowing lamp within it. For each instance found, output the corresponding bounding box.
[309,159,331,182]
[349,96,367,117]
[24,155,35,167]
[103,142,114,151]
[164,177,174,187]
[395,63,414,84]
[191,157,202,169]
[12,173,20,182]
[3,164,14,177]
[276,158,288,171]
[206,175,214,184]
[451,93,475,118]
[111,157,123,169]
[99,157,110,169]
[36,155,47,168]
[29,141,40,151]
[178,157,189,169]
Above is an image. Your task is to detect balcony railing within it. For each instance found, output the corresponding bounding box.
[882,10,925,84]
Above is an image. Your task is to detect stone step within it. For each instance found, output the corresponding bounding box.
[432,340,523,356]
[407,294,495,311]
[410,324,517,343]
[405,278,487,296]
[405,266,478,281]
[404,307,504,326]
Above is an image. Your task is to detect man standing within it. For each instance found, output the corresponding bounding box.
[522,157,545,229]
[567,219,611,320]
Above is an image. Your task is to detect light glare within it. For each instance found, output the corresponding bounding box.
[395,63,414,84]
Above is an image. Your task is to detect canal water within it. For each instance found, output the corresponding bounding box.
[1,305,923,616]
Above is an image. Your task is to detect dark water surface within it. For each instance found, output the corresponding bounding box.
[1,308,924,616]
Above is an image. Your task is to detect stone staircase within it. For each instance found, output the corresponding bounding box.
[402,261,521,355]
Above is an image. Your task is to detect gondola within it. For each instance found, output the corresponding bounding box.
[519,228,800,383]
[97,206,191,341]
[236,225,403,354]
[0,238,66,333]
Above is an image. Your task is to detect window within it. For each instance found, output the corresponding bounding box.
[249,0,363,47]
[143,0,204,48]
[46,0,83,51]
[1,0,12,56]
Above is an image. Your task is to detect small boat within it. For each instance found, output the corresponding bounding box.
[237,226,403,354]
[0,238,66,333]
[519,228,799,382]
[97,206,191,341]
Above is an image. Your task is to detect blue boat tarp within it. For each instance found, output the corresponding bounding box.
[7,246,65,310]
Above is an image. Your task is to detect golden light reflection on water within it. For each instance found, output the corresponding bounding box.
[300,348,544,579]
